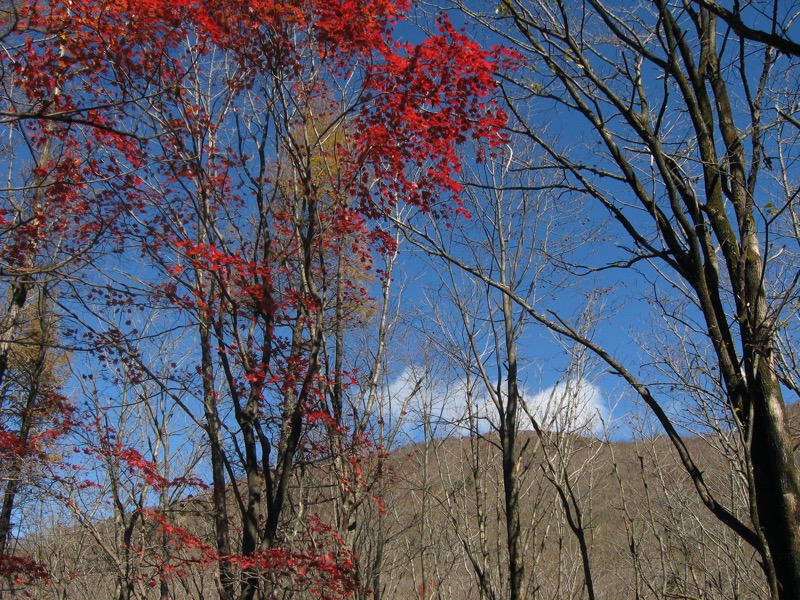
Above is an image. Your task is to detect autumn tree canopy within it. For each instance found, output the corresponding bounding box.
[0,0,507,597]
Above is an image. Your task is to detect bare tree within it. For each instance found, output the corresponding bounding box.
[690,1,800,57]
[443,1,800,597]
[392,140,605,599]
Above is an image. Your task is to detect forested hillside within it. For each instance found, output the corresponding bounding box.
[21,420,799,599]
[0,0,798,598]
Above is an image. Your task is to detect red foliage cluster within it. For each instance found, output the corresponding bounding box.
[356,15,509,216]
[143,510,360,599]
[0,0,511,594]
[0,555,50,586]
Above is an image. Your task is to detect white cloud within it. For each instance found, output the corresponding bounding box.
[520,380,606,435]
[382,367,607,440]
[380,365,484,439]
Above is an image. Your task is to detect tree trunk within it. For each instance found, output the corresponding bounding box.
[749,360,800,598]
